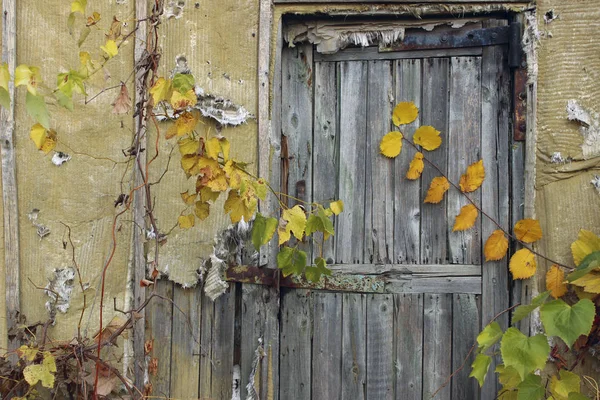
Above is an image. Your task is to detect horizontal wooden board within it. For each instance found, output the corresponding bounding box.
[314,46,482,62]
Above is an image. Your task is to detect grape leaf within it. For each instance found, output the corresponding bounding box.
[224,190,254,223]
[571,229,600,266]
[570,271,600,294]
[469,353,492,387]
[511,291,550,324]
[150,77,173,104]
[514,219,543,243]
[453,204,478,231]
[71,0,87,14]
[406,152,424,180]
[477,321,503,352]
[509,248,537,280]
[540,299,595,348]
[392,101,418,126]
[567,252,600,282]
[170,89,197,110]
[178,214,195,229]
[549,370,581,400]
[459,160,485,193]
[484,230,509,261]
[413,126,441,151]
[329,200,344,215]
[277,205,306,245]
[380,131,403,158]
[29,124,57,154]
[424,176,450,204]
[516,374,544,400]
[305,257,332,283]
[23,351,56,389]
[172,73,195,93]
[194,201,210,221]
[546,265,567,299]
[15,65,41,95]
[101,39,118,58]
[277,246,307,277]
[305,206,335,237]
[500,327,550,380]
[252,213,278,251]
[496,364,523,389]
[26,92,51,129]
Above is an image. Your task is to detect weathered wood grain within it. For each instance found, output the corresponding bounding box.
[420,58,449,264]
[312,292,342,400]
[336,61,368,264]
[328,263,481,276]
[342,293,367,400]
[393,294,423,400]
[366,294,393,400]
[365,61,394,264]
[313,62,338,262]
[394,59,422,264]
[276,0,523,3]
[386,276,481,294]
[423,294,452,399]
[314,46,482,62]
[211,284,237,399]
[451,294,480,400]
[447,56,482,265]
[280,289,312,400]
[170,286,201,399]
[199,290,214,398]
[145,280,173,398]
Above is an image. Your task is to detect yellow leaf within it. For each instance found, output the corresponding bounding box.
[406,152,424,180]
[224,190,254,224]
[329,200,344,215]
[379,131,403,158]
[71,0,86,14]
[180,191,196,205]
[206,174,228,192]
[167,111,199,139]
[178,214,195,229]
[205,137,221,160]
[278,205,307,245]
[178,136,199,156]
[484,230,509,261]
[180,155,201,176]
[170,89,197,110]
[194,201,210,221]
[571,229,600,266]
[150,77,172,105]
[17,345,38,361]
[413,126,442,151]
[0,63,10,92]
[29,124,57,154]
[278,218,290,245]
[224,160,244,189]
[452,204,478,231]
[23,351,56,389]
[198,186,220,203]
[571,271,600,294]
[514,219,543,244]
[459,160,485,193]
[546,265,567,299]
[424,176,450,204]
[509,248,537,280]
[100,39,118,58]
[15,65,41,95]
[79,51,94,76]
[392,101,418,126]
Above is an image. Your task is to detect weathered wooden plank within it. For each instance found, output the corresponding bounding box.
[365,61,394,264]
[420,58,449,264]
[451,293,480,400]
[170,286,201,399]
[198,291,214,398]
[276,0,524,3]
[328,263,481,276]
[394,59,422,264]
[145,280,173,398]
[366,294,393,400]
[211,285,237,399]
[423,294,452,399]
[313,62,338,262]
[342,293,367,400]
[393,294,423,400]
[481,20,511,397]
[336,61,368,264]
[0,0,19,357]
[312,292,342,400]
[386,276,481,294]
[314,46,482,63]
[280,289,312,400]
[240,284,280,400]
[447,56,482,265]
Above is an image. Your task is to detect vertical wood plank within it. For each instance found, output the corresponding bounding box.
[481,21,511,397]
[394,59,422,264]
[366,294,393,400]
[280,289,312,400]
[336,61,368,264]
[211,284,237,399]
[420,58,449,264]
[145,280,173,398]
[423,294,452,399]
[447,56,482,265]
[313,62,338,262]
[393,293,423,400]
[241,284,280,400]
[170,286,201,399]
[342,293,367,400]
[451,294,480,400]
[365,61,394,264]
[199,292,214,398]
[312,292,342,400]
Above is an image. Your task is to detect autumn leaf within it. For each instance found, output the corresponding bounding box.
[509,248,537,280]
[0,63,10,109]
[30,124,57,154]
[194,201,210,221]
[71,0,87,14]
[380,131,403,158]
[170,88,197,110]
[453,204,478,231]
[112,83,131,114]
[180,191,196,205]
[101,39,118,58]
[206,136,230,161]
[26,92,51,129]
[181,155,201,176]
[459,160,485,193]
[546,265,567,299]
[392,101,418,126]
[224,190,254,224]
[166,111,199,139]
[252,213,278,251]
[424,176,450,204]
[17,345,38,361]
[413,126,442,151]
[178,214,195,229]
[79,51,94,77]
[571,270,600,294]
[571,229,600,266]
[278,205,307,245]
[105,16,122,41]
[223,160,244,189]
[514,219,543,243]
[178,136,199,156]
[198,186,220,203]
[15,65,41,95]
[23,351,56,389]
[329,200,344,215]
[406,152,424,180]
[484,230,509,261]
[150,77,172,104]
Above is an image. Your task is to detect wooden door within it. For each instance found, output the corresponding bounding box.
[276,20,518,400]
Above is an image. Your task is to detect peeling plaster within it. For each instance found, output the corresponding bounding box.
[566,99,600,159]
[245,339,265,400]
[51,151,71,166]
[164,0,186,20]
[591,175,600,194]
[45,268,76,321]
[523,11,540,82]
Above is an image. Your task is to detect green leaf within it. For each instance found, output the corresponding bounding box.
[252,213,278,251]
[55,91,74,111]
[71,0,87,14]
[500,327,550,380]
[568,394,590,400]
[67,12,76,34]
[550,370,581,400]
[540,299,595,348]
[512,291,551,324]
[567,251,600,281]
[26,92,50,129]
[277,246,307,277]
[172,73,195,93]
[78,27,91,47]
[305,257,332,283]
[0,88,10,109]
[469,353,491,387]
[516,374,544,400]
[305,206,335,237]
[496,364,523,389]
[477,321,503,352]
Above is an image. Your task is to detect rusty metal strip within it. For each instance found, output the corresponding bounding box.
[513,67,528,141]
